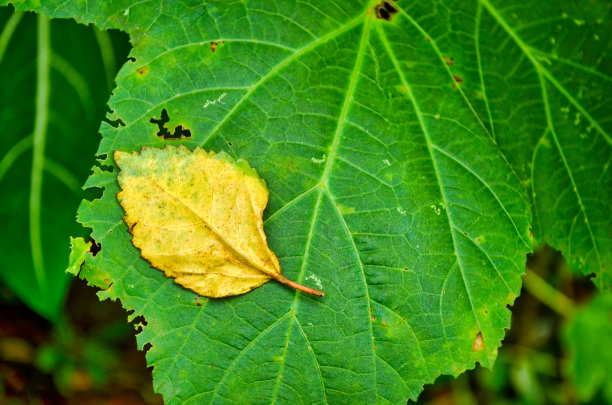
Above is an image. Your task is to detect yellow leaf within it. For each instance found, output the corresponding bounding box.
[114,146,324,298]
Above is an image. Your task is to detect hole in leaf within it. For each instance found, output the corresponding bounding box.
[375,1,398,21]
[132,315,148,327]
[103,109,126,128]
[133,316,148,334]
[142,342,152,354]
[89,240,101,256]
[150,109,192,140]
[383,1,398,14]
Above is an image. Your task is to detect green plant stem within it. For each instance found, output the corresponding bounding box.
[523,268,574,316]
[30,14,51,293]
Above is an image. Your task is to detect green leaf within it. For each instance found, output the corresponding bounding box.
[3,0,609,403]
[563,294,612,402]
[458,1,612,289]
[0,8,128,321]
[65,237,91,276]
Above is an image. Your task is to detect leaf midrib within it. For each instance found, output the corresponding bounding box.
[270,15,376,404]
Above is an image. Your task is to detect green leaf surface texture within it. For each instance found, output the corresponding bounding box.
[4,0,610,402]
[458,1,612,290]
[0,8,128,320]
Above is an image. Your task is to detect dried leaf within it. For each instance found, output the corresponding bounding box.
[114,146,324,298]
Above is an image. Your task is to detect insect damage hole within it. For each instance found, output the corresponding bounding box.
[375,0,398,21]
[89,240,102,256]
[150,109,192,140]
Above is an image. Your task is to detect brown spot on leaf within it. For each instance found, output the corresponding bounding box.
[150,109,192,140]
[137,66,148,75]
[472,332,485,352]
[453,75,463,84]
[426,36,431,42]
[442,56,454,66]
[371,315,376,321]
[210,40,225,53]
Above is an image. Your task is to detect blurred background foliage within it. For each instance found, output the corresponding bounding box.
[0,5,610,404]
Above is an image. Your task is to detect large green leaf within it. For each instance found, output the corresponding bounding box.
[0,8,128,320]
[3,0,609,403]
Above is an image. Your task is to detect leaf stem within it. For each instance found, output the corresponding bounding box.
[523,268,574,316]
[274,274,325,297]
